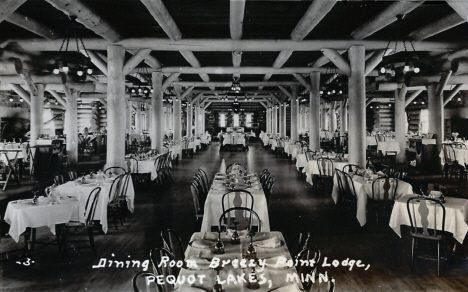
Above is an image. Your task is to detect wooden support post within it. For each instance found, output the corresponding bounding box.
[427,83,443,172]
[30,84,45,147]
[290,85,298,141]
[106,45,126,169]
[329,101,336,132]
[65,90,78,164]
[151,71,163,153]
[187,103,193,136]
[194,104,200,136]
[395,86,407,164]
[173,86,182,143]
[309,72,320,151]
[339,99,347,136]
[348,45,366,168]
[279,103,284,137]
[272,105,278,135]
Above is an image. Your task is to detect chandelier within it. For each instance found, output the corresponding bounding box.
[230,77,241,93]
[129,66,152,98]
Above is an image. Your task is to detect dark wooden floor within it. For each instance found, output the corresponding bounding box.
[1,142,468,291]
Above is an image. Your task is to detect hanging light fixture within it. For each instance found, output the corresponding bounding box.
[231,77,241,93]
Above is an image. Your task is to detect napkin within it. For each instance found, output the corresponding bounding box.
[190,239,216,249]
[254,237,282,248]
[185,255,211,270]
[203,232,219,241]
[270,284,302,292]
[226,229,249,238]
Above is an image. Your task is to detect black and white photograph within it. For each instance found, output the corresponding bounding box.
[1,0,468,291]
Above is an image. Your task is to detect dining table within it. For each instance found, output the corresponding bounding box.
[127,154,166,180]
[302,158,349,185]
[439,146,468,166]
[331,174,414,226]
[4,196,83,243]
[222,135,246,147]
[200,173,270,233]
[377,141,400,155]
[55,174,135,233]
[389,195,468,244]
[176,231,303,291]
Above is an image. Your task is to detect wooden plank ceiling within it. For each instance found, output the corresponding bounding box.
[0,0,467,112]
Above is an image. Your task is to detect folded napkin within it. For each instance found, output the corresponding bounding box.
[227,229,249,238]
[270,284,302,292]
[203,232,219,241]
[185,255,211,270]
[190,239,216,249]
[254,237,282,248]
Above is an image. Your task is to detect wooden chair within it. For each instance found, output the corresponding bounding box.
[218,207,261,233]
[132,272,163,292]
[190,184,204,221]
[107,174,125,229]
[335,169,358,215]
[104,166,126,175]
[54,175,65,185]
[221,190,254,230]
[441,143,464,180]
[275,138,285,157]
[309,275,336,292]
[342,164,360,173]
[407,196,448,276]
[60,187,101,259]
[304,150,317,162]
[295,247,322,292]
[369,177,398,225]
[264,176,275,204]
[161,229,185,263]
[150,248,179,291]
[68,171,78,181]
[316,157,334,192]
[290,231,311,257]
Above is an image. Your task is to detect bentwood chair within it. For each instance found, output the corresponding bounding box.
[295,247,322,292]
[335,169,358,215]
[316,157,334,192]
[104,166,126,176]
[150,248,180,291]
[107,174,125,229]
[309,275,336,292]
[368,177,398,225]
[68,171,78,181]
[161,229,185,263]
[61,187,101,259]
[118,173,132,221]
[191,184,204,221]
[290,231,311,257]
[132,272,163,292]
[304,150,317,162]
[222,190,254,230]
[264,176,275,204]
[219,207,262,233]
[441,143,464,180]
[54,175,65,185]
[342,164,360,173]
[407,196,448,276]
[197,168,210,191]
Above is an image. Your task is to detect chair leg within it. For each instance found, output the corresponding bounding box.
[87,227,97,256]
[437,241,440,277]
[411,238,415,270]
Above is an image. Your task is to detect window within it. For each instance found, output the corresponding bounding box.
[246,113,253,128]
[233,114,240,127]
[419,109,429,134]
[219,113,226,127]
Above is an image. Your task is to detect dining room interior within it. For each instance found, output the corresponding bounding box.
[1,0,468,291]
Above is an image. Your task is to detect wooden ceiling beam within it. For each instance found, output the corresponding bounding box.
[365,49,386,76]
[230,0,245,78]
[446,0,468,24]
[6,12,59,39]
[263,0,337,85]
[0,0,26,23]
[405,89,423,107]
[9,83,31,105]
[444,84,463,106]
[409,13,464,40]
[173,81,300,87]
[81,50,108,76]
[157,66,344,75]
[351,1,424,40]
[140,0,212,88]
[4,38,465,52]
[162,73,180,90]
[321,48,350,76]
[123,48,151,75]
[47,89,67,107]
[180,86,195,100]
[44,0,120,42]
[292,73,312,91]
[278,86,292,99]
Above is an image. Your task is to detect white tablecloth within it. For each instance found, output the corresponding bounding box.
[331,175,413,226]
[262,135,270,146]
[4,197,83,242]
[166,145,181,160]
[302,159,349,185]
[439,148,468,165]
[0,143,28,162]
[389,195,468,244]
[178,232,302,291]
[55,176,135,233]
[366,136,377,146]
[222,135,246,147]
[269,139,277,150]
[377,141,401,154]
[201,179,269,233]
[189,140,201,153]
[295,154,307,170]
[128,154,165,180]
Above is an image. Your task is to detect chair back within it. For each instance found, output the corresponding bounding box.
[182,138,190,150]
[108,174,125,204]
[84,187,101,225]
[193,174,208,195]
[335,169,357,199]
[196,169,210,192]
[153,155,165,172]
[119,173,131,199]
[191,184,203,218]
[218,207,261,232]
[342,164,360,173]
[150,248,179,290]
[161,229,185,263]
[317,157,334,178]
[407,196,446,238]
[295,247,321,291]
[132,272,163,292]
[441,143,456,163]
[372,177,398,201]
[291,231,311,257]
[309,275,336,292]
[125,157,138,173]
[68,171,78,181]
[277,139,285,148]
[54,175,65,185]
[104,166,126,175]
[260,168,269,177]
[260,171,271,186]
[222,189,254,214]
[304,150,316,162]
